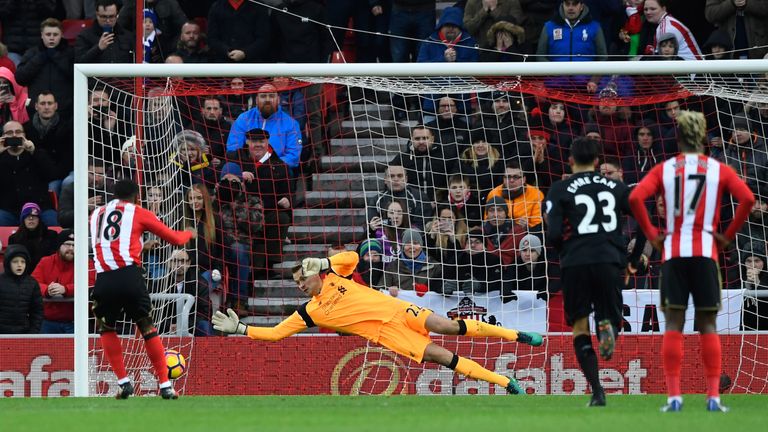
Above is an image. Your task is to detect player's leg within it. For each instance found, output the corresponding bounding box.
[659,259,690,412]
[593,264,624,361]
[92,277,133,399]
[421,343,523,394]
[423,310,543,346]
[691,258,728,411]
[125,268,178,399]
[571,317,604,407]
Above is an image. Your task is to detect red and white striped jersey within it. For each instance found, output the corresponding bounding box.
[655,13,702,61]
[89,199,193,273]
[629,154,755,262]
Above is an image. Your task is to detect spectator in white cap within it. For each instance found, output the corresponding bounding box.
[502,234,548,301]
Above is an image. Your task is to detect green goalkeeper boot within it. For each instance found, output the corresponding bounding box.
[505,377,523,395]
[517,331,544,347]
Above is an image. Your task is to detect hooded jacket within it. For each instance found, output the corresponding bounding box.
[0,66,29,123]
[0,244,42,334]
[417,7,479,63]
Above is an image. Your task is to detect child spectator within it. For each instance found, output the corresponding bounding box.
[445,174,483,229]
[142,8,163,63]
[0,244,42,334]
[619,0,645,57]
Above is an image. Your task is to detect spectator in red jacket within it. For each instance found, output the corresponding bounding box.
[32,229,75,334]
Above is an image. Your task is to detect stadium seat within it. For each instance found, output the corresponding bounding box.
[61,19,93,44]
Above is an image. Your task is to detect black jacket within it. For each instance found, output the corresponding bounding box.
[226,150,291,211]
[15,41,75,115]
[23,114,75,180]
[75,21,135,64]
[272,0,333,63]
[0,0,57,55]
[0,245,42,334]
[8,226,58,271]
[206,0,271,63]
[0,148,58,214]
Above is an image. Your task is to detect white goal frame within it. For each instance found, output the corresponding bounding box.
[73,59,768,396]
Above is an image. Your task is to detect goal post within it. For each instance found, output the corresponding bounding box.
[74,60,768,397]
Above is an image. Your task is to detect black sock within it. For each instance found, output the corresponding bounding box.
[574,334,602,393]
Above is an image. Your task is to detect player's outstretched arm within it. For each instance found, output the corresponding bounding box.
[212,308,307,341]
[141,208,194,245]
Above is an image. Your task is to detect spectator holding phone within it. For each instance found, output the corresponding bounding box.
[75,0,135,64]
[0,120,58,227]
[0,66,29,124]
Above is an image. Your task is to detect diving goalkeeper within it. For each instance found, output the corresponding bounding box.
[212,251,543,394]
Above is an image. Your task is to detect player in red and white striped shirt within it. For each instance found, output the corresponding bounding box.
[90,179,194,399]
[629,111,755,412]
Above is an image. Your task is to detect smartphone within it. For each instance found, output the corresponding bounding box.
[102,25,113,33]
[5,137,22,147]
[380,218,389,225]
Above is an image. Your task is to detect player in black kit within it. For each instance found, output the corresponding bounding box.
[544,137,633,407]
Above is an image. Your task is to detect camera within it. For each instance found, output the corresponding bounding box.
[380,218,390,225]
[4,137,22,147]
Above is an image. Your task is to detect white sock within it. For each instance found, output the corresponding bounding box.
[117,377,131,385]
[708,396,721,404]
[667,396,683,404]
[159,381,172,389]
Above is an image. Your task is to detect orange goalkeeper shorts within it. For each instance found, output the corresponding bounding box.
[377,303,433,363]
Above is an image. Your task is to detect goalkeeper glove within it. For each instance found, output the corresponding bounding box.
[301,257,330,277]
[212,308,248,335]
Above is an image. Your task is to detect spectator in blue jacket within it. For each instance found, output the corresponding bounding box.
[417,7,479,119]
[536,0,607,92]
[226,83,302,169]
[536,0,607,62]
[417,6,479,64]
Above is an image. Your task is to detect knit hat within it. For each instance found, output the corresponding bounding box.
[486,196,508,210]
[732,113,750,131]
[742,241,766,261]
[143,9,159,29]
[357,239,383,257]
[583,122,600,136]
[400,228,424,246]
[519,234,542,255]
[492,90,507,100]
[219,161,243,180]
[56,229,74,249]
[20,202,41,223]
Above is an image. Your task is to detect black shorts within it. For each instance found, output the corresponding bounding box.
[561,263,623,327]
[660,257,722,311]
[91,266,152,327]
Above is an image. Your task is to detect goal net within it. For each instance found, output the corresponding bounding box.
[75,60,768,396]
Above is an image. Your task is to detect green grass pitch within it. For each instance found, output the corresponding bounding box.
[2,394,765,432]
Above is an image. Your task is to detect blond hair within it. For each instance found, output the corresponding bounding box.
[461,144,500,169]
[676,110,706,153]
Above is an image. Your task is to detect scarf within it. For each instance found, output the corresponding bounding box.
[449,190,471,210]
[32,112,60,138]
[170,152,210,171]
[251,148,273,168]
[400,250,427,274]
[503,186,525,201]
[143,31,156,63]
[438,29,462,48]
[228,0,245,10]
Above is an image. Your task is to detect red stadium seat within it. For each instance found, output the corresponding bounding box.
[61,19,93,44]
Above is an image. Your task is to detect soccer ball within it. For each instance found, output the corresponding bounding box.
[165,349,187,380]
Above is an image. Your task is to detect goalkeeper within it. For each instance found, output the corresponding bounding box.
[213,251,543,394]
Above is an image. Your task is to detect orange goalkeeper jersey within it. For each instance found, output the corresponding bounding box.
[245,251,407,343]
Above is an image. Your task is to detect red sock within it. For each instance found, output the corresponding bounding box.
[143,330,169,385]
[100,331,128,381]
[700,333,722,398]
[662,330,683,397]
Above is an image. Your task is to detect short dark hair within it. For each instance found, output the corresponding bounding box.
[505,160,522,171]
[601,156,621,170]
[570,137,600,165]
[113,178,139,201]
[96,0,120,10]
[36,91,56,103]
[291,263,303,275]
